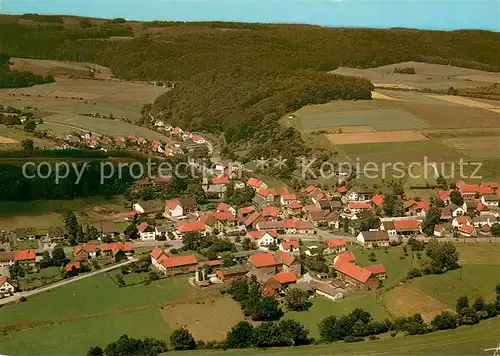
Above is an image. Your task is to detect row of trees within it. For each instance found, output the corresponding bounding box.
[88,284,500,355]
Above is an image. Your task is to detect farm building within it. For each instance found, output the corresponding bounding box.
[324,239,347,255]
[356,230,389,248]
[333,259,380,291]
[215,265,250,282]
[73,244,98,261]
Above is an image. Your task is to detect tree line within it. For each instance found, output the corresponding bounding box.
[87,283,500,355]
[0,53,55,88]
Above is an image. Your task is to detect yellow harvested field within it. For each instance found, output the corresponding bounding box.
[489,108,500,114]
[326,130,428,145]
[0,136,20,144]
[371,91,403,101]
[426,95,500,109]
[384,284,451,322]
[161,296,244,341]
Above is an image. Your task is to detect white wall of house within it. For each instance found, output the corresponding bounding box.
[169,205,184,218]
[315,290,343,301]
[133,203,145,214]
[140,231,156,241]
[0,281,15,296]
[258,233,276,247]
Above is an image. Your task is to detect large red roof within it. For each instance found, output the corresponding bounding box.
[247,230,277,240]
[150,247,165,260]
[280,240,299,250]
[461,184,478,193]
[217,202,231,212]
[247,177,264,188]
[215,211,236,221]
[336,251,356,263]
[393,219,420,231]
[459,225,474,234]
[243,212,261,226]
[438,190,450,201]
[101,242,132,252]
[162,255,198,268]
[287,201,303,209]
[365,264,386,274]
[274,250,295,266]
[347,202,371,210]
[73,244,97,255]
[371,194,384,207]
[238,206,255,217]
[249,252,277,267]
[212,176,230,185]
[273,271,297,284]
[177,221,206,232]
[14,249,36,261]
[327,239,346,248]
[262,206,280,217]
[334,260,373,283]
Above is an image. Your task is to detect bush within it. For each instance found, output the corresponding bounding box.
[390,331,397,337]
[407,268,423,279]
[20,296,27,302]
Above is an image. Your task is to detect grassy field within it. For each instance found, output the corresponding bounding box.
[286,293,389,338]
[0,273,189,325]
[169,317,500,356]
[0,309,170,356]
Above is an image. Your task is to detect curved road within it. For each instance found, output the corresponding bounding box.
[0,257,136,306]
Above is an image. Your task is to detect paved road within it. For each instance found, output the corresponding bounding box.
[0,257,136,306]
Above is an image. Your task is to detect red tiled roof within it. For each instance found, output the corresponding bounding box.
[461,184,478,194]
[150,247,165,260]
[327,239,346,248]
[215,211,235,221]
[247,177,264,188]
[479,183,493,195]
[336,251,356,263]
[455,216,472,225]
[303,185,317,194]
[476,203,488,212]
[337,186,348,193]
[0,275,11,286]
[217,202,231,212]
[280,240,299,250]
[394,219,420,231]
[274,250,295,266]
[137,221,150,233]
[434,224,443,232]
[177,221,206,233]
[166,199,181,209]
[238,206,255,217]
[14,249,36,261]
[283,219,296,228]
[287,201,303,209]
[191,134,202,141]
[249,253,277,267]
[415,200,430,210]
[101,242,132,252]
[73,244,97,255]
[248,230,278,240]
[403,199,416,209]
[334,260,373,283]
[295,220,314,230]
[371,194,384,207]
[455,180,465,189]
[438,190,450,201]
[262,206,280,217]
[257,188,274,197]
[243,211,261,226]
[282,194,297,201]
[64,261,80,272]
[365,264,386,274]
[459,225,474,234]
[162,255,198,268]
[212,176,229,185]
[347,202,371,210]
[273,271,297,284]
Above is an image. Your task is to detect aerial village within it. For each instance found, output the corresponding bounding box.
[1,144,499,303]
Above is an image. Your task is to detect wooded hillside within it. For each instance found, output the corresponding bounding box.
[1,15,499,156]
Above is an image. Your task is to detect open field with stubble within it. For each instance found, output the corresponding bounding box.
[169,317,500,356]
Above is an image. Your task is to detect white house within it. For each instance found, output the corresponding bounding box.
[280,194,297,206]
[324,239,347,255]
[356,230,390,248]
[452,216,473,229]
[165,199,184,218]
[247,230,277,248]
[380,221,397,236]
[0,276,15,297]
[137,222,156,241]
[481,194,499,208]
[279,240,300,255]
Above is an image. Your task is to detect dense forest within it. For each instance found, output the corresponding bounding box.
[0,162,134,200]
[0,52,55,88]
[1,15,499,155]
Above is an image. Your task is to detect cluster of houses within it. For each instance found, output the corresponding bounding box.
[130,177,500,246]
[0,242,134,298]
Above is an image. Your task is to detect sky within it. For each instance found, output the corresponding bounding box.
[2,0,499,31]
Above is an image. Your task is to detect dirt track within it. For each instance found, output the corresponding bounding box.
[326,130,428,144]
